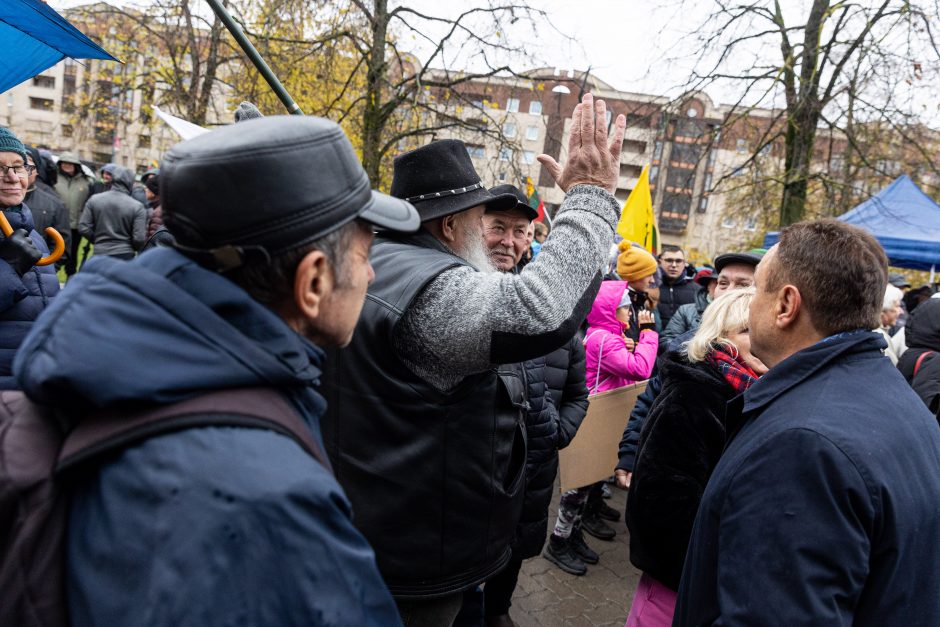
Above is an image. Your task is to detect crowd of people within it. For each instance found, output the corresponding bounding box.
[1,92,939,627]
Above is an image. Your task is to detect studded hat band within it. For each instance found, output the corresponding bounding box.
[405,182,484,203]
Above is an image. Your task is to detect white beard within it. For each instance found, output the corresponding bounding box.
[452,214,497,274]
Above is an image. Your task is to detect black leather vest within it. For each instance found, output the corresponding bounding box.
[321,232,527,599]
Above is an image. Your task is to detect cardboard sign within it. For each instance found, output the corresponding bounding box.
[558,381,648,492]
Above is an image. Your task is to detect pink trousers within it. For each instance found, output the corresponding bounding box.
[625,572,677,627]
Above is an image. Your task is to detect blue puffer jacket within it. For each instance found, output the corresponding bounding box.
[0,203,58,389]
[13,248,400,626]
[516,336,589,558]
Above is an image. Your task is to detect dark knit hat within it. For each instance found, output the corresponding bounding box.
[0,127,27,160]
[144,173,160,195]
[234,102,263,123]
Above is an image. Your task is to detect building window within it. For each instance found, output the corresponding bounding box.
[139,135,151,148]
[498,171,507,182]
[32,75,55,89]
[467,93,485,107]
[506,98,520,112]
[622,139,646,153]
[721,215,736,228]
[605,110,612,127]
[29,97,54,111]
[620,164,643,179]
[653,141,663,161]
[499,148,511,161]
[736,138,747,154]
[503,122,516,138]
[466,144,485,159]
[525,125,539,141]
[625,113,646,128]
[523,151,535,164]
[61,124,73,138]
[698,194,709,213]
[528,101,542,115]
[744,215,758,231]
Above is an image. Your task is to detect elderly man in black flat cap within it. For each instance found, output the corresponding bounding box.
[321,93,627,625]
[14,116,420,626]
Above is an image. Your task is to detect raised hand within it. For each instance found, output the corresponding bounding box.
[537,93,626,195]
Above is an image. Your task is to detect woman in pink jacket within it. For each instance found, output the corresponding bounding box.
[544,248,660,576]
[584,280,659,394]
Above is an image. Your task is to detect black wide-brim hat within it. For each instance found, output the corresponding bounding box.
[488,184,539,221]
[391,139,518,221]
[161,116,419,269]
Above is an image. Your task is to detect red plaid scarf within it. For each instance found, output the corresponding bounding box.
[705,344,759,393]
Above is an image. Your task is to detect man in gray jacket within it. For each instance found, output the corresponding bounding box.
[322,93,625,625]
[79,165,147,260]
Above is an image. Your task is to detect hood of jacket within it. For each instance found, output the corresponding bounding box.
[14,247,322,409]
[906,299,940,350]
[586,280,628,335]
[107,165,135,195]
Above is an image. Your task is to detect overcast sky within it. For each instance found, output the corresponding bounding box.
[46,0,762,98]
[50,0,938,117]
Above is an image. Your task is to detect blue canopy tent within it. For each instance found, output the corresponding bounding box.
[763,175,940,272]
[0,0,117,94]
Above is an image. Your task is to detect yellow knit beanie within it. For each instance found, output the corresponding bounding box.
[616,241,658,282]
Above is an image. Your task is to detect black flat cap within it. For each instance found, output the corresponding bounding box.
[390,139,517,221]
[714,251,763,273]
[161,116,418,266]
[488,184,539,220]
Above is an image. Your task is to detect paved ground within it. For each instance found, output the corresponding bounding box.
[510,483,642,626]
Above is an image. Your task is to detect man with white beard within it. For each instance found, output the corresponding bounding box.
[322,94,626,625]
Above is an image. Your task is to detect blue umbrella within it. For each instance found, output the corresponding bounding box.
[0,0,117,94]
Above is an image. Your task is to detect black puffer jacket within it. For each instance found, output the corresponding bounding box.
[515,335,589,558]
[898,298,940,414]
[656,273,697,326]
[626,350,734,591]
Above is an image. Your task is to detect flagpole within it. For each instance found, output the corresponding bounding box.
[204,0,304,116]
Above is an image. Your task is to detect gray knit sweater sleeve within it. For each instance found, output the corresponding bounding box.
[394,184,619,391]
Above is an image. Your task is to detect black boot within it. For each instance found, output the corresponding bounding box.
[543,534,587,576]
[581,511,617,540]
[596,499,621,522]
[570,527,599,564]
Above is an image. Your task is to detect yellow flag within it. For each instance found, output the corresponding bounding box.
[616,166,660,255]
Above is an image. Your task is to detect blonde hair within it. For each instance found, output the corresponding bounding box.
[684,287,756,363]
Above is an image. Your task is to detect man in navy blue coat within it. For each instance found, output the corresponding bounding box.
[14,116,419,626]
[675,219,940,626]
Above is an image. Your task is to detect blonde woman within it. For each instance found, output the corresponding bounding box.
[624,289,766,627]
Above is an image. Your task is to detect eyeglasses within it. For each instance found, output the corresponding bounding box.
[661,258,684,265]
[0,164,36,178]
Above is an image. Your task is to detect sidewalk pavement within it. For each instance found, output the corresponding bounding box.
[509,482,642,626]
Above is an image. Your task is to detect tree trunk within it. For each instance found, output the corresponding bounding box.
[361,0,389,186]
[777,0,828,226]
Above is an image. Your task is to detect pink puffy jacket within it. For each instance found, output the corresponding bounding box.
[583,281,658,394]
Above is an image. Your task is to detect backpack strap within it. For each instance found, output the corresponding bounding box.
[914,350,936,378]
[57,387,330,474]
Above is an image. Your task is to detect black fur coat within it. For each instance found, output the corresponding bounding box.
[625,350,736,591]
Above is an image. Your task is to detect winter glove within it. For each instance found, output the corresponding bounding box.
[0,229,42,276]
